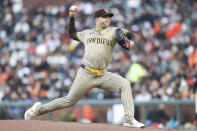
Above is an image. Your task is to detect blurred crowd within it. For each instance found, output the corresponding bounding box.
[0,0,196,105]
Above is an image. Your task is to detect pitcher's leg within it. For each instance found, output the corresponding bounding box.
[98,72,134,122]
[120,79,135,122]
[38,68,94,115]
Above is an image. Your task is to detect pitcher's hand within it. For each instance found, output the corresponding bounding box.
[69,5,78,17]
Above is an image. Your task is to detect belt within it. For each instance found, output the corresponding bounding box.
[80,64,102,74]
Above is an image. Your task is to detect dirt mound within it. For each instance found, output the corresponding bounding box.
[0,120,189,131]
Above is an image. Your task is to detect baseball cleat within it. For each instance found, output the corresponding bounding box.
[24,102,41,120]
[123,119,146,128]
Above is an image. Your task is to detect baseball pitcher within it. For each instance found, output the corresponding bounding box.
[24,5,145,128]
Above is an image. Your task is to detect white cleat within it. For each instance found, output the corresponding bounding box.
[24,102,41,120]
[123,119,146,128]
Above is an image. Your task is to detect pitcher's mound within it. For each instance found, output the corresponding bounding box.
[0,120,188,131]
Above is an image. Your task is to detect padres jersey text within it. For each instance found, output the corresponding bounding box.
[76,27,127,70]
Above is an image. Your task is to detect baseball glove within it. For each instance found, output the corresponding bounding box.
[116,28,135,50]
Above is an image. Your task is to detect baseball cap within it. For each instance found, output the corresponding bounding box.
[94,8,114,18]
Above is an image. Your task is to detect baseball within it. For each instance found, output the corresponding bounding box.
[70,5,77,12]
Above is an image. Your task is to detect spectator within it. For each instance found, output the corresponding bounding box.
[135,87,152,102]
[146,104,169,127]
[73,105,95,123]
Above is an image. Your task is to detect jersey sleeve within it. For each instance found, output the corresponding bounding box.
[76,30,87,43]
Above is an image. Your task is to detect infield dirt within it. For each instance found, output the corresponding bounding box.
[0,120,190,131]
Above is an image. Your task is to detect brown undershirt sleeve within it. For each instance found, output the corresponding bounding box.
[69,17,79,41]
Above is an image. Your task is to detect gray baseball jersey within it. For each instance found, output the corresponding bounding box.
[37,27,135,123]
[77,27,127,70]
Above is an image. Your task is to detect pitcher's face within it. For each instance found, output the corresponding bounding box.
[96,16,111,28]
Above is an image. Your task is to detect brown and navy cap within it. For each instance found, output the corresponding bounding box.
[94,8,114,18]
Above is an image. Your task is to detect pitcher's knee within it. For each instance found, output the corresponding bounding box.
[122,79,130,86]
[122,79,131,91]
[125,80,131,86]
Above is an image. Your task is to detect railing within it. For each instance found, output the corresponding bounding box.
[0,99,195,126]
